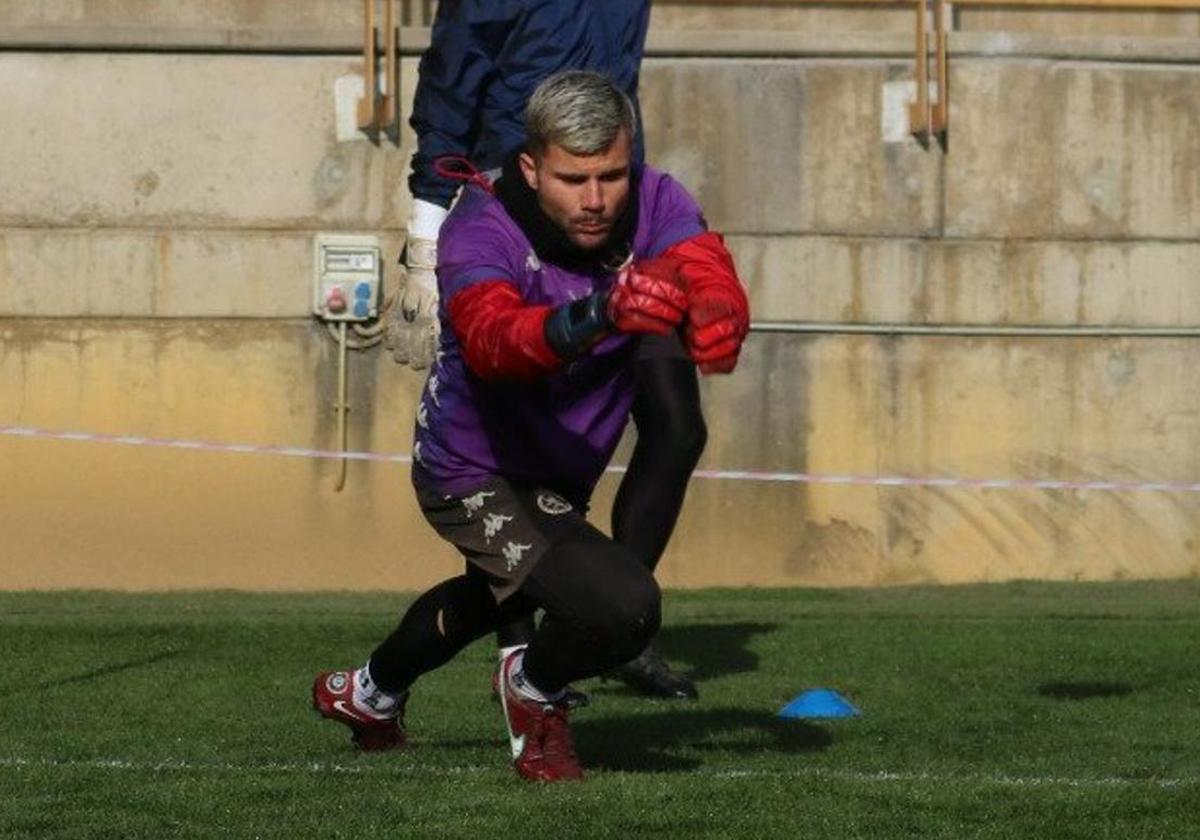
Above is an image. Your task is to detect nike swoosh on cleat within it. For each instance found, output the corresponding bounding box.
[332,699,370,722]
[497,665,527,760]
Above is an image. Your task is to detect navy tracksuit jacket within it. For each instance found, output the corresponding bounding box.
[408,0,651,208]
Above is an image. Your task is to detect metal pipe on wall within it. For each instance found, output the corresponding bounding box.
[749,321,1200,338]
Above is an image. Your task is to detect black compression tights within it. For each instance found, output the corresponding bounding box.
[367,572,518,693]
[494,356,706,649]
[368,536,661,695]
[612,356,708,569]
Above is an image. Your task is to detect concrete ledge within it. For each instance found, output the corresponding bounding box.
[732,236,1200,327]
[7,229,1198,326]
[0,26,375,54]
[652,30,1200,63]
[0,228,404,318]
[3,26,1200,64]
[952,31,1200,62]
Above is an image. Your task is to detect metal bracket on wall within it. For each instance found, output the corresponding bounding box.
[357,0,401,143]
[909,0,949,150]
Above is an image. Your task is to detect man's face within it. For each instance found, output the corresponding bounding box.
[519,129,633,251]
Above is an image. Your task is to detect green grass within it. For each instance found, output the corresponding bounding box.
[3,581,1200,838]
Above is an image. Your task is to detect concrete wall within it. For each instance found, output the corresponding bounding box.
[3,1,1198,41]
[0,0,362,30]
[2,14,1200,590]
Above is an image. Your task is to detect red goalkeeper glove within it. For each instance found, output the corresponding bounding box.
[606,257,688,336]
[665,232,749,374]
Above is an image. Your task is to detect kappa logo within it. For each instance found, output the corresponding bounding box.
[482,512,514,544]
[427,374,441,408]
[415,401,429,430]
[536,492,572,516]
[526,251,541,272]
[461,490,495,518]
[502,541,533,572]
[412,441,424,465]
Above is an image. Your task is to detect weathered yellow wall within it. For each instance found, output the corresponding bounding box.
[5,322,1198,590]
[0,320,453,591]
[1,11,1199,590]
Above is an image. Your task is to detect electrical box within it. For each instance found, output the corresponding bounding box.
[313,234,382,322]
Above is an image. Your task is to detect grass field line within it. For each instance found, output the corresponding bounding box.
[2,755,1195,790]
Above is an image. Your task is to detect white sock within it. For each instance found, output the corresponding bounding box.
[507,651,564,705]
[498,644,526,662]
[354,663,403,718]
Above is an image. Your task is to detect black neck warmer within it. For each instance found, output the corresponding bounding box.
[493,152,640,274]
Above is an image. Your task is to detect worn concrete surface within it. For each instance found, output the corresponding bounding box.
[0,228,405,318]
[0,54,415,230]
[642,60,942,237]
[2,22,1199,590]
[947,60,1200,241]
[3,2,1196,42]
[650,3,912,33]
[6,54,1197,241]
[0,0,361,29]
[732,236,1200,326]
[10,230,1198,325]
[959,8,1200,38]
[3,323,1199,589]
[4,54,1197,321]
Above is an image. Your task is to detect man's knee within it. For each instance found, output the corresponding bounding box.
[672,414,707,469]
[529,539,662,658]
[644,411,707,474]
[594,560,661,658]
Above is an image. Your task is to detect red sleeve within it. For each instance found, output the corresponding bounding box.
[446,280,563,381]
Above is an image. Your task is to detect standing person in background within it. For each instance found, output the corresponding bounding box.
[386,0,719,700]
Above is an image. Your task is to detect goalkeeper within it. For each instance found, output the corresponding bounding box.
[389,0,716,699]
[316,71,748,782]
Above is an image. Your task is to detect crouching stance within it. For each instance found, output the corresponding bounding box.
[313,71,748,782]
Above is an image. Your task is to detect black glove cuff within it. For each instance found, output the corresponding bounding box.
[543,291,611,360]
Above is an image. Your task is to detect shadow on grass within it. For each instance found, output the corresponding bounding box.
[590,622,780,699]
[1036,680,1135,700]
[0,649,187,698]
[573,706,832,773]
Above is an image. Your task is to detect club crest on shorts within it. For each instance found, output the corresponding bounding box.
[536,491,572,516]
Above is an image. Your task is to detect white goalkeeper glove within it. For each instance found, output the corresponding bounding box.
[386,200,447,370]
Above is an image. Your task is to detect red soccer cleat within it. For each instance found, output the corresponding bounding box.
[311,669,406,752]
[497,651,584,782]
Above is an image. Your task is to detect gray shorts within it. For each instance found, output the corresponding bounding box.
[413,473,601,603]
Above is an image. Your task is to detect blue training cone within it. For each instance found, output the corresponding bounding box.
[778,688,862,720]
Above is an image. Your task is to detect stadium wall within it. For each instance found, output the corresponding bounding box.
[2,5,1199,590]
